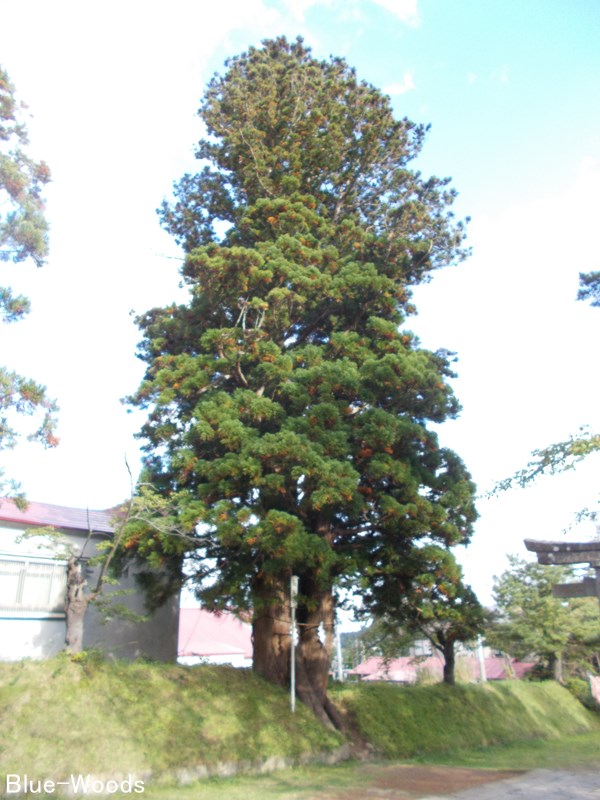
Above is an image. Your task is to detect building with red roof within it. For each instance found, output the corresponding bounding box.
[178,608,253,667]
[0,497,178,662]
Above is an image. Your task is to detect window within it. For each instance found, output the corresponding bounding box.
[0,556,67,617]
[412,639,433,657]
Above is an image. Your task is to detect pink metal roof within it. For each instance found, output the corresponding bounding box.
[349,654,533,682]
[178,608,253,658]
[0,498,115,534]
[351,655,445,682]
[483,657,535,680]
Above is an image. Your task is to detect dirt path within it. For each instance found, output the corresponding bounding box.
[312,763,524,799]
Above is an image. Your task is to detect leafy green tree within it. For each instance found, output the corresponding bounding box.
[357,549,486,684]
[1,66,57,495]
[128,37,476,727]
[0,67,50,268]
[487,555,600,682]
[494,428,600,495]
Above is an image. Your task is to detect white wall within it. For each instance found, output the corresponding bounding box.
[178,653,252,668]
[0,617,65,660]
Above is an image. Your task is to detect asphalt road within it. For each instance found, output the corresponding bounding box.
[428,769,600,799]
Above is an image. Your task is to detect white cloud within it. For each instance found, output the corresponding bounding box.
[281,0,334,22]
[384,71,416,95]
[467,71,477,85]
[370,0,419,25]
[492,64,510,85]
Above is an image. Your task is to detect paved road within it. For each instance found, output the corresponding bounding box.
[426,769,600,799]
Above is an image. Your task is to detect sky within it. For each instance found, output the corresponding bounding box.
[1,0,599,608]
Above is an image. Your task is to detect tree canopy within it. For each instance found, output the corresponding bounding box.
[0,66,50,271]
[487,555,600,682]
[0,66,57,496]
[357,548,486,684]
[128,37,476,726]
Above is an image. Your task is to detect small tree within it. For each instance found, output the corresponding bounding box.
[62,479,204,653]
[1,66,57,495]
[19,479,198,653]
[359,548,486,684]
[18,498,135,653]
[487,555,600,682]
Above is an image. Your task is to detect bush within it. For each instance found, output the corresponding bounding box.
[564,677,600,712]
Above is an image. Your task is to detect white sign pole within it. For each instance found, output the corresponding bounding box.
[290,575,299,713]
[336,626,344,682]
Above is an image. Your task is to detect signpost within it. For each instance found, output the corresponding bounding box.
[290,575,299,713]
[524,539,600,606]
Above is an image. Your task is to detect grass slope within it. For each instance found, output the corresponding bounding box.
[1,656,598,789]
[333,680,600,759]
[0,656,342,782]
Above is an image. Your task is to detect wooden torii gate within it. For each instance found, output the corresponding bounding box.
[524,539,600,605]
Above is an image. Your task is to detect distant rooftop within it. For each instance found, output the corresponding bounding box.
[178,608,252,659]
[349,654,534,682]
[0,498,115,534]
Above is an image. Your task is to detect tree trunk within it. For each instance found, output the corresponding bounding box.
[295,578,344,730]
[65,557,89,653]
[442,640,456,685]
[552,651,564,683]
[251,575,291,688]
[503,653,516,679]
[251,573,343,730]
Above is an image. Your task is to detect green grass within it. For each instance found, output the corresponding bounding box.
[143,763,373,800]
[1,656,599,799]
[140,731,600,800]
[0,656,342,782]
[413,730,600,770]
[332,679,600,758]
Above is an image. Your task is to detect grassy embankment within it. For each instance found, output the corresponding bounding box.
[332,678,600,758]
[0,655,598,794]
[0,656,343,783]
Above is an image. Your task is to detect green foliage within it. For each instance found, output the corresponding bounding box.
[0,66,50,269]
[493,427,600,495]
[129,37,476,640]
[358,618,413,662]
[0,66,57,495]
[361,549,486,668]
[333,680,599,759]
[487,555,600,680]
[16,525,74,558]
[564,677,600,712]
[161,37,469,274]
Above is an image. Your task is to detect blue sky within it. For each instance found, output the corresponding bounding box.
[1,0,599,606]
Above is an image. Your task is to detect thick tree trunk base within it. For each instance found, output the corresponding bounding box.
[251,574,344,730]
